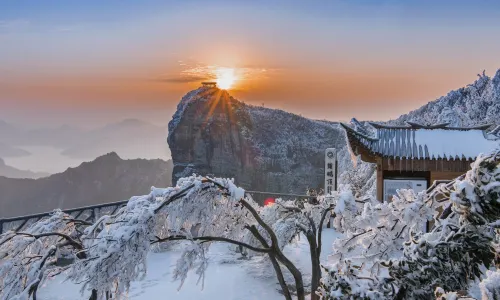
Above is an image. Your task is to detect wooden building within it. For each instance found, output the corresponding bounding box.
[341,120,499,202]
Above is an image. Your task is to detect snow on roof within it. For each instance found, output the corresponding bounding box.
[413,129,498,160]
[342,122,499,160]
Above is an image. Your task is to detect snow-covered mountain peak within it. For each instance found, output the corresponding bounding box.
[393,68,500,127]
[168,87,225,135]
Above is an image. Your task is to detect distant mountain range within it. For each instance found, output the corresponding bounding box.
[0,152,173,218]
[0,158,49,179]
[0,118,170,161]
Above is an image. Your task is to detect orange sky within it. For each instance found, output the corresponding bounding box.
[1,1,500,127]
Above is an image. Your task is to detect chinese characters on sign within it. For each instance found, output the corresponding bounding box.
[324,148,337,195]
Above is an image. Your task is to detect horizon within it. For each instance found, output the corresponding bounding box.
[1,68,499,129]
[2,1,500,127]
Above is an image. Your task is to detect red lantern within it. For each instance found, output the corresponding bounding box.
[264,198,275,206]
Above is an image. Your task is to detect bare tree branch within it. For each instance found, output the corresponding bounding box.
[151,235,272,253]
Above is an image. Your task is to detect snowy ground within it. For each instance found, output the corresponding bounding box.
[38,229,341,300]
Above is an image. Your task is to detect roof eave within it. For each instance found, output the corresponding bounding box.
[340,123,379,142]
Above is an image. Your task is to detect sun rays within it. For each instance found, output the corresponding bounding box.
[215,68,236,90]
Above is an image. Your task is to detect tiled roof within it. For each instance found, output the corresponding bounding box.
[341,120,499,160]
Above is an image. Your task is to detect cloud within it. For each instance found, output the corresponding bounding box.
[153,60,280,84]
[153,74,212,83]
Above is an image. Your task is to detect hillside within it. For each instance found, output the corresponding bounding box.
[167,87,359,197]
[0,152,173,218]
[393,69,500,126]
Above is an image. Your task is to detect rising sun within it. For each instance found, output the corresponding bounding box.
[216,68,236,90]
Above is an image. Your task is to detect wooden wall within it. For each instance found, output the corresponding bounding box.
[376,158,383,201]
[430,171,466,183]
[381,157,472,173]
[375,157,473,201]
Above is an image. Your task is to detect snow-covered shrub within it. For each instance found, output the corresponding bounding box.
[318,188,433,299]
[388,151,500,298]
[389,223,495,298]
[66,175,252,299]
[434,287,475,299]
[449,152,500,225]
[329,188,433,270]
[330,191,359,233]
[479,269,500,299]
[320,150,500,299]
[339,161,376,200]
[317,261,388,299]
[0,210,80,300]
[434,269,500,299]
[67,193,157,298]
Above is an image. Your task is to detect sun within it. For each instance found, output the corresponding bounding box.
[215,68,236,90]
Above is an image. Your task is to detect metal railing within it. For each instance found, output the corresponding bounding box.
[1,180,457,235]
[0,190,319,234]
[0,200,128,234]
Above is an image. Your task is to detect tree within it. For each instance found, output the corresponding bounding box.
[2,151,499,300]
[0,176,353,300]
[0,210,85,300]
[318,150,500,299]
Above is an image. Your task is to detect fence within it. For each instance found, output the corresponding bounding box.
[0,191,318,234]
[0,180,453,235]
[0,200,128,234]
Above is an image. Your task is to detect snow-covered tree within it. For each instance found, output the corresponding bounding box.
[327,188,434,278]
[388,151,500,298]
[0,175,349,300]
[318,150,500,299]
[0,210,84,300]
[2,150,499,300]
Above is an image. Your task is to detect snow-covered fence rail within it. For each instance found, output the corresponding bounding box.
[0,181,454,235]
[0,191,316,234]
[0,200,128,234]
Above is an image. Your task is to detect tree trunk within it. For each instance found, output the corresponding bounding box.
[30,284,38,300]
[305,231,321,300]
[89,289,98,300]
[240,200,305,300]
[275,251,305,300]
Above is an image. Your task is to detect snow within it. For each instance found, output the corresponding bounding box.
[413,129,499,160]
[37,229,342,300]
[393,69,500,127]
[479,270,500,299]
[227,179,245,200]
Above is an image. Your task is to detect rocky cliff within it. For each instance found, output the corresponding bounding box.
[167,87,350,195]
